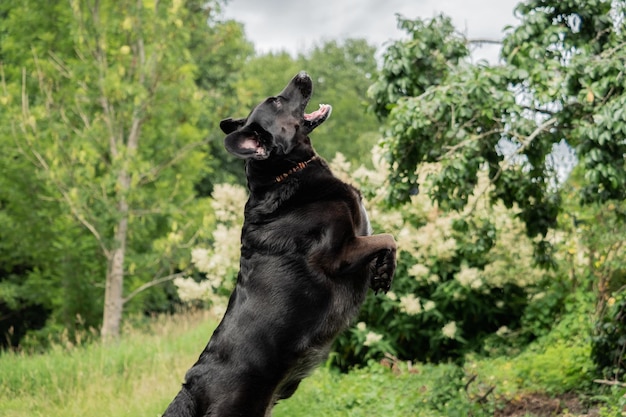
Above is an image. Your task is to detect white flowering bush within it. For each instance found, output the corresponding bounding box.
[174,184,246,318]
[178,149,556,369]
[332,147,553,369]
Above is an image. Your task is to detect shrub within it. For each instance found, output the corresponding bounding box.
[179,149,557,370]
[328,151,551,369]
[173,183,246,318]
[592,290,626,382]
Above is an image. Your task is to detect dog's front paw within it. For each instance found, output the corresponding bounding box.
[370,248,396,294]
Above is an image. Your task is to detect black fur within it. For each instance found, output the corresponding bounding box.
[163,72,396,417]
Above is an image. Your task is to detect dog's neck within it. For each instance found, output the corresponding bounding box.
[275,155,320,183]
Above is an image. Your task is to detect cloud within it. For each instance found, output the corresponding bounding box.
[221,0,520,62]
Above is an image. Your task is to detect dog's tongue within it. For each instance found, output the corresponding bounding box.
[240,137,266,157]
[240,138,259,150]
[304,104,331,121]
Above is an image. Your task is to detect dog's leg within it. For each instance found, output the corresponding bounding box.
[337,234,396,293]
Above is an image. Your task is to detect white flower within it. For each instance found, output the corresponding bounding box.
[428,274,441,284]
[364,331,383,347]
[422,300,436,312]
[400,294,421,315]
[441,321,457,339]
[386,291,397,301]
[470,278,483,290]
[211,183,247,224]
[456,264,482,289]
[496,326,509,337]
[408,263,430,280]
[436,237,457,260]
[356,322,367,331]
[191,248,211,273]
[173,277,212,302]
[531,292,545,301]
[328,153,353,183]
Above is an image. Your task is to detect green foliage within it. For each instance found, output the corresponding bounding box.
[369,14,470,118]
[370,3,626,266]
[1,309,621,417]
[328,154,549,369]
[0,0,248,344]
[0,146,104,347]
[297,39,381,163]
[494,288,595,395]
[180,151,553,370]
[274,362,497,417]
[557,175,626,381]
[592,290,626,382]
[0,0,396,346]
[0,311,218,417]
[515,342,593,394]
[233,39,381,164]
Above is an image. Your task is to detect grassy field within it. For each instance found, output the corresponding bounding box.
[0,311,215,417]
[0,311,622,417]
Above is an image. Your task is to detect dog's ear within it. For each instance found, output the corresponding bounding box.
[224,131,267,160]
[220,118,246,134]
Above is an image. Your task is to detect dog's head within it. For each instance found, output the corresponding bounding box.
[220,72,332,160]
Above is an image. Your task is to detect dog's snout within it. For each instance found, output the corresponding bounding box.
[293,71,312,93]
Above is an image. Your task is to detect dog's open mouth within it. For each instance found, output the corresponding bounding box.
[239,136,267,158]
[303,104,332,130]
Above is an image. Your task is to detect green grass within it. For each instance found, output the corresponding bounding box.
[0,311,217,417]
[0,311,469,417]
[276,364,444,417]
[1,310,623,417]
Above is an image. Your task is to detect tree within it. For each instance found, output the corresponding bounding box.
[0,0,235,342]
[232,39,380,164]
[296,39,380,163]
[370,3,626,263]
[0,1,107,347]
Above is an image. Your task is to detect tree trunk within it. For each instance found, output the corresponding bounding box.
[101,176,130,342]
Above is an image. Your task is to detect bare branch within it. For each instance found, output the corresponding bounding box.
[26,145,112,259]
[518,117,558,148]
[464,117,558,214]
[138,137,210,185]
[593,379,626,388]
[476,386,496,403]
[122,272,186,304]
[440,128,503,160]
[521,105,558,116]
[468,38,503,46]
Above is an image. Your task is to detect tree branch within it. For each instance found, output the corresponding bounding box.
[517,117,558,149]
[593,379,626,388]
[122,272,186,304]
[440,128,503,160]
[16,63,112,259]
[137,137,210,185]
[464,117,558,215]
[468,38,503,46]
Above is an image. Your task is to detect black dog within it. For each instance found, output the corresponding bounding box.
[163,72,396,417]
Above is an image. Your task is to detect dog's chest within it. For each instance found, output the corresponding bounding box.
[243,202,337,252]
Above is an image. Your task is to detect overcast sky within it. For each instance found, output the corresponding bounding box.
[221,0,522,63]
